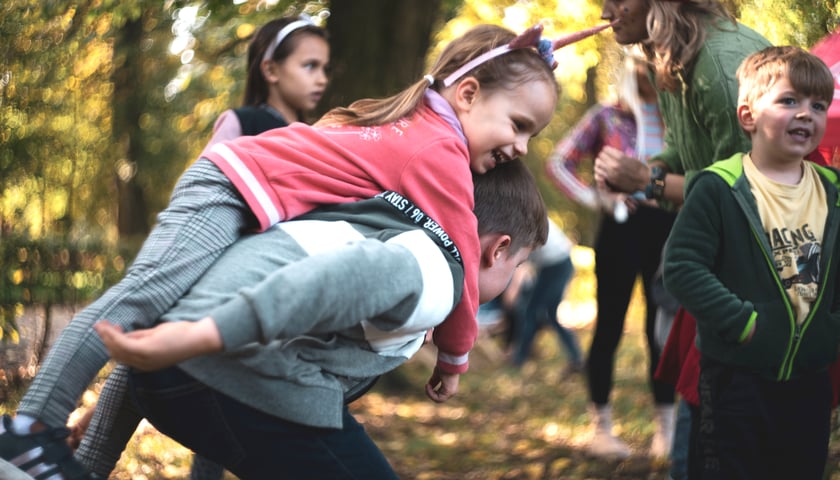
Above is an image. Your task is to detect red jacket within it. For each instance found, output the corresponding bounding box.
[204,103,479,374]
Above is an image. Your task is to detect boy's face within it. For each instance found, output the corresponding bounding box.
[477,245,533,304]
[741,76,830,163]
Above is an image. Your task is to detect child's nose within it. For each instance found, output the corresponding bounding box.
[514,136,529,157]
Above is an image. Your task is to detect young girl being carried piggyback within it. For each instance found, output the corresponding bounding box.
[0,21,610,479]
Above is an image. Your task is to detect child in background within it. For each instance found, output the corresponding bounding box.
[664,46,836,479]
[70,15,330,479]
[204,15,329,142]
[1,20,618,478]
[509,217,582,374]
[83,159,546,478]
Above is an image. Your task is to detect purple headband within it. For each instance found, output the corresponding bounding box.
[441,21,617,87]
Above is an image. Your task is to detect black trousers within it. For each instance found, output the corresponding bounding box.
[586,205,676,405]
[691,355,831,480]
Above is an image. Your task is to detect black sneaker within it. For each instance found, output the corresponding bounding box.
[0,415,99,480]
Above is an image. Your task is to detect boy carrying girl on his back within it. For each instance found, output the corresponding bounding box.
[3,159,548,479]
[664,46,837,479]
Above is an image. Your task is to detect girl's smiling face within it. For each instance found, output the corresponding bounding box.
[457,79,556,174]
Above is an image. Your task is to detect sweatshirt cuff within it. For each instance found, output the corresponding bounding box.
[436,350,470,374]
[209,295,262,351]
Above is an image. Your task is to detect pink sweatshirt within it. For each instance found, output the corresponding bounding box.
[203,102,478,373]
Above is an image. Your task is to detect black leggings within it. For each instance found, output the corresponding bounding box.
[586,206,676,406]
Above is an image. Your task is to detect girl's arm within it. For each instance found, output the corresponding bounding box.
[545,105,607,208]
[397,140,479,376]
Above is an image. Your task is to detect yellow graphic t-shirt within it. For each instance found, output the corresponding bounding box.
[743,154,827,325]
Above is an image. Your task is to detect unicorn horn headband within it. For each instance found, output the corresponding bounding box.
[441,21,618,88]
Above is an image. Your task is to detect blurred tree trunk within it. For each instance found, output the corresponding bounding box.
[112,14,151,241]
[319,0,447,112]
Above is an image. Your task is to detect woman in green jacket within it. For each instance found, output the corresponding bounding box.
[594,0,770,204]
[587,0,770,476]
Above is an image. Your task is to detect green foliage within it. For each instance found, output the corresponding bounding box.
[1,0,838,340]
[0,235,131,343]
[733,0,839,47]
[0,0,316,242]
[0,2,111,238]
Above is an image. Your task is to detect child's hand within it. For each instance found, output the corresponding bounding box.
[425,367,460,403]
[93,317,223,371]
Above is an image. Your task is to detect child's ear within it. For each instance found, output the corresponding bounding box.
[260,60,281,84]
[737,103,756,133]
[453,77,480,111]
[482,234,512,268]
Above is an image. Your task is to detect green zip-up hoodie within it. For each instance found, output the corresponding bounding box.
[664,153,840,381]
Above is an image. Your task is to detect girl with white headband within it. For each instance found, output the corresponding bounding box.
[201,15,330,149]
[0,21,610,480]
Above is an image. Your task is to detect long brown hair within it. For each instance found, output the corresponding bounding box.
[316,24,557,127]
[643,0,735,92]
[243,17,328,107]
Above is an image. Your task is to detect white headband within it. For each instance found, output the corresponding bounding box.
[262,16,316,63]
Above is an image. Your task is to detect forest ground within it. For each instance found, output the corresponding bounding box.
[4,277,840,479]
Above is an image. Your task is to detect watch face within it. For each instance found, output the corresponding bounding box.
[646,166,666,200]
[651,166,664,179]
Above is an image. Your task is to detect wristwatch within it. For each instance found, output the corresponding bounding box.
[644,166,666,200]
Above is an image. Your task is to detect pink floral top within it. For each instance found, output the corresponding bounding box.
[545,103,649,208]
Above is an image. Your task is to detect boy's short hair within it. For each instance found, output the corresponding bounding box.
[737,45,834,108]
[473,159,548,253]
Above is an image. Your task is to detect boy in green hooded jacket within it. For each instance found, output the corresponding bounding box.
[664,45,837,479]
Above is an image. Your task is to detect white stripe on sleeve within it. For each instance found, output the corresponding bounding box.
[361,230,455,358]
[211,143,281,225]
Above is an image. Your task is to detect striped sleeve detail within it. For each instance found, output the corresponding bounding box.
[208,143,281,230]
[436,350,470,367]
[545,158,598,209]
[362,230,457,359]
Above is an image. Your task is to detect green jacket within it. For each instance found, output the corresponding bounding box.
[664,153,840,381]
[653,18,770,187]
